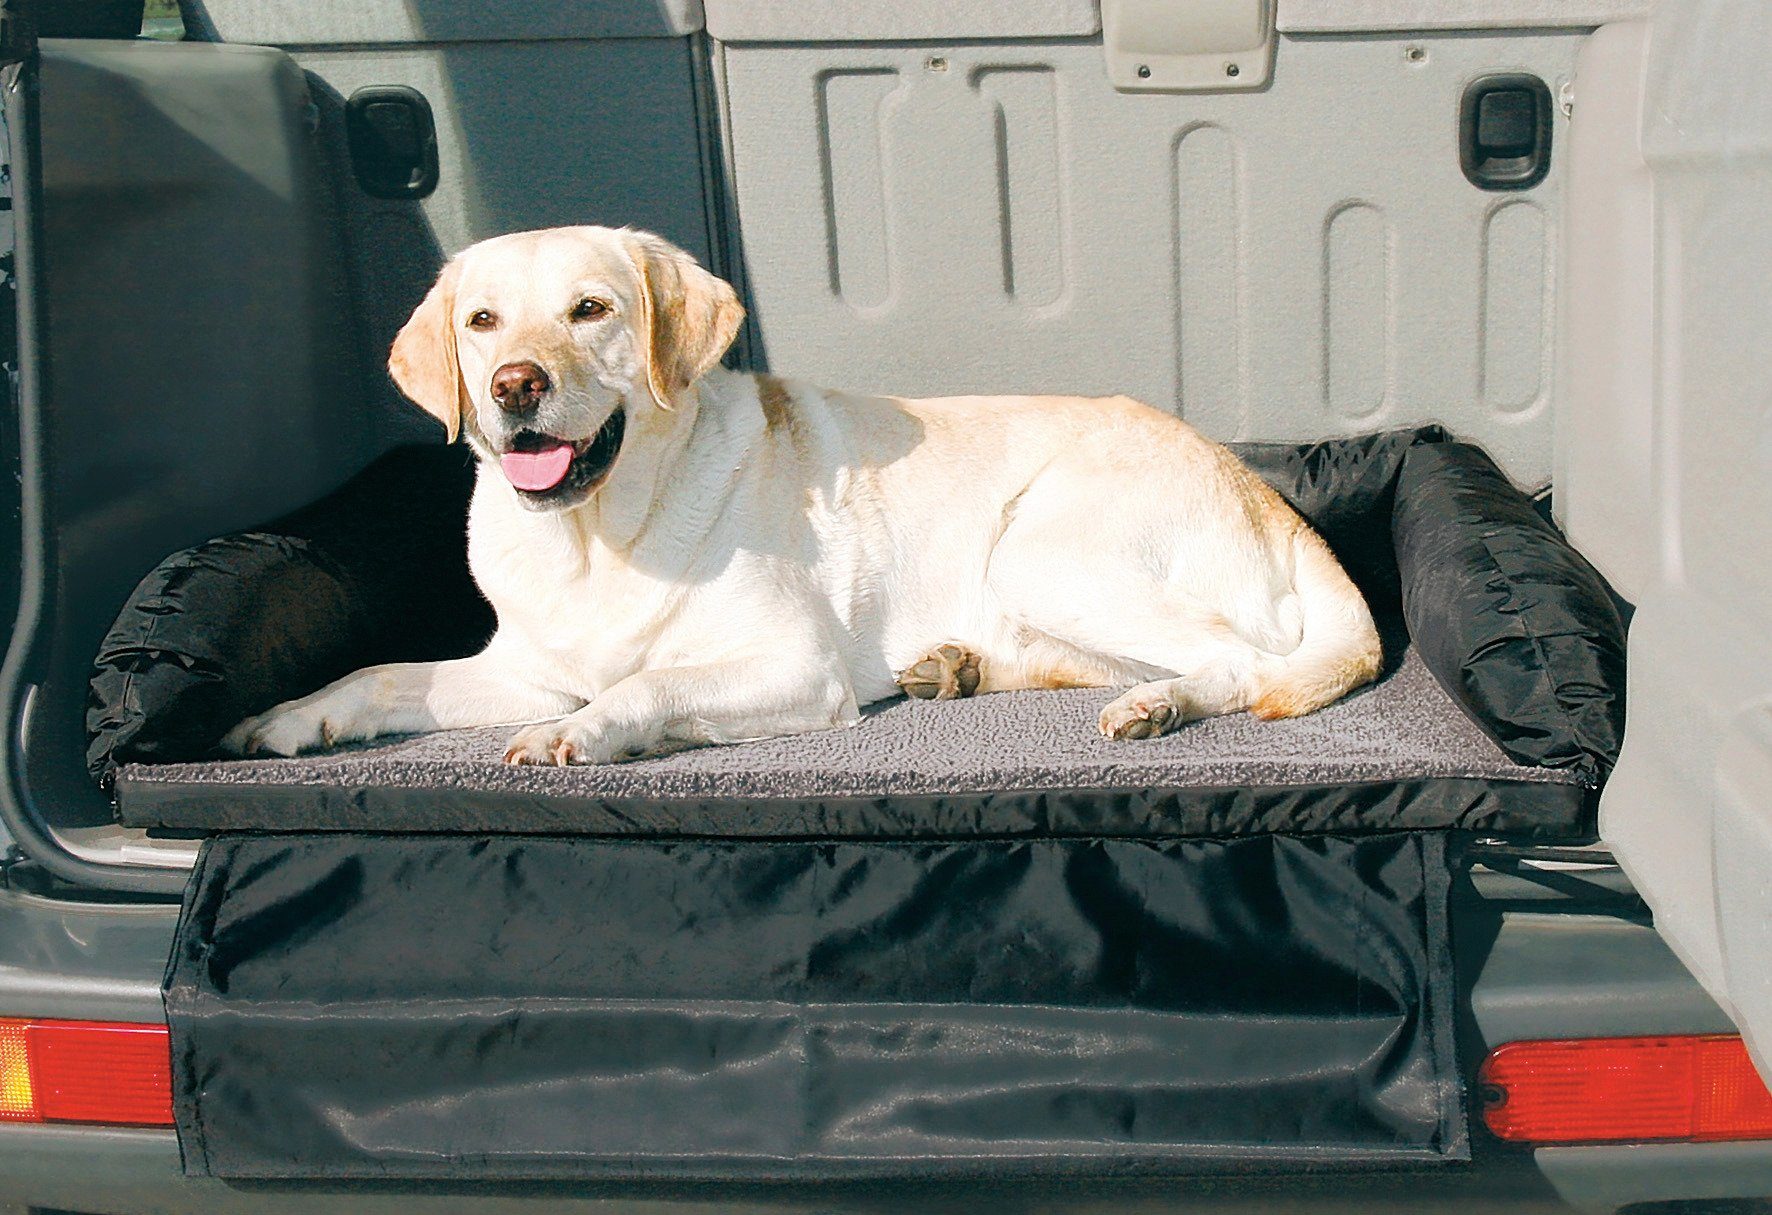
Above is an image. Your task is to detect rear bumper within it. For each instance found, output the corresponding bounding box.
[1,862,1769,1213]
[4,1126,1771,1215]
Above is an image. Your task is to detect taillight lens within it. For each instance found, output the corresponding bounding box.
[1481,1034,1772,1146]
[0,1019,173,1127]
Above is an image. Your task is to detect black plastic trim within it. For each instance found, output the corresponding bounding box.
[0,53,186,895]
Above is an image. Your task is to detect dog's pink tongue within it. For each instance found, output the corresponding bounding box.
[501,444,574,492]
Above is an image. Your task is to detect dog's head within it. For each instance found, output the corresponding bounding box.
[389,226,744,511]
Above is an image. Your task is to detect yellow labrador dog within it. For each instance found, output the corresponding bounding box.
[227,226,1380,765]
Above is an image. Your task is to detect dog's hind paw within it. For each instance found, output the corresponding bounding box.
[896,643,983,701]
[1098,684,1186,741]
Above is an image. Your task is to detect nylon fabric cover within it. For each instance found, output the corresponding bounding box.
[1391,442,1627,784]
[165,831,1463,1179]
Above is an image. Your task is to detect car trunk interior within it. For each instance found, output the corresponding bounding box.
[11,0,1772,1183]
[16,0,1638,867]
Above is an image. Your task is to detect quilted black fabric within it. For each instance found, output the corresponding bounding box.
[1392,441,1627,785]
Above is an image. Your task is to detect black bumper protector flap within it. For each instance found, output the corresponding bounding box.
[165,832,1464,1180]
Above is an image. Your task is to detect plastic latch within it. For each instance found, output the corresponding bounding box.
[1101,0,1275,92]
[344,85,441,201]
[1459,74,1553,192]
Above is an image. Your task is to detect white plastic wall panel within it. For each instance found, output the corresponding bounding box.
[704,0,1098,43]
[1596,0,1772,1083]
[183,0,704,44]
[1277,0,1653,33]
[1553,22,1655,600]
[721,32,1582,485]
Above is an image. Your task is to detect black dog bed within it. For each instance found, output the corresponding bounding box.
[107,426,1623,1181]
[91,427,1625,842]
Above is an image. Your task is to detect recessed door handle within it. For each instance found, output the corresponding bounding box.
[345,85,440,201]
[1461,74,1553,191]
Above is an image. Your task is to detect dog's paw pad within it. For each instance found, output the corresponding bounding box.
[502,719,621,766]
[897,643,982,701]
[1099,693,1178,741]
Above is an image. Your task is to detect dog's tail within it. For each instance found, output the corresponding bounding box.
[1250,526,1382,720]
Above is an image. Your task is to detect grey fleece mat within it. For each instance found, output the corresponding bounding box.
[117,644,1592,839]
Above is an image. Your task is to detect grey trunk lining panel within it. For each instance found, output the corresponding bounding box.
[116,643,1588,839]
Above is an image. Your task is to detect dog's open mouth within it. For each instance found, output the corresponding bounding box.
[500,409,626,501]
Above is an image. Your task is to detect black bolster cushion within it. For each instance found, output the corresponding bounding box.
[85,447,495,785]
[1231,425,1448,607]
[1391,442,1627,785]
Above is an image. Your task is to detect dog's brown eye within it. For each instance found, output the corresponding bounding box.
[466,309,497,331]
[570,298,610,322]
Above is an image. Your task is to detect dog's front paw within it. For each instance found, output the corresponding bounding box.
[502,717,627,766]
[224,701,352,758]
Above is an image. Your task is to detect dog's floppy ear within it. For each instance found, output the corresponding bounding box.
[626,231,745,410]
[388,260,469,442]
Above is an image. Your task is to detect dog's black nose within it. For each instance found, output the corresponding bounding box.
[490,362,550,412]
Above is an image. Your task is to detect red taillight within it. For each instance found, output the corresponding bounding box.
[1481,1034,1772,1146]
[0,1019,173,1127]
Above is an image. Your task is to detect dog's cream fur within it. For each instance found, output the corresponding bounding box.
[226,226,1381,765]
